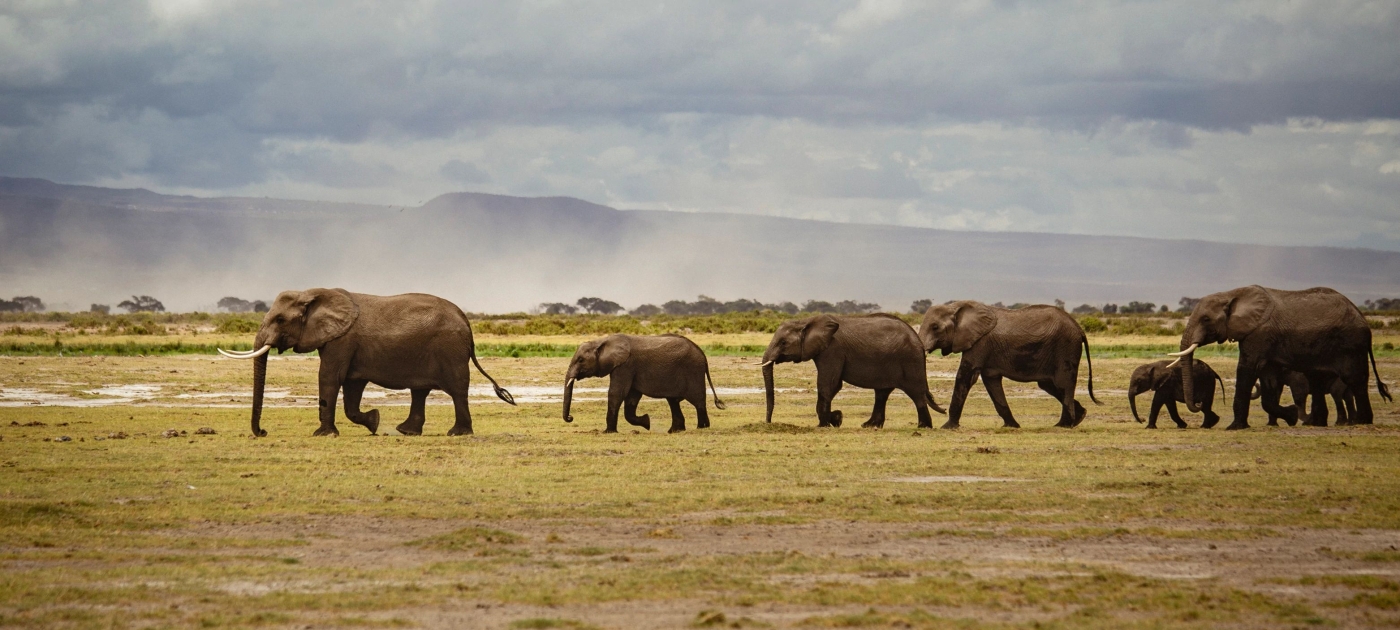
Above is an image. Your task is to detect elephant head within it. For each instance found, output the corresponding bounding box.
[218,288,358,436]
[1127,363,1175,424]
[562,336,631,423]
[759,315,839,423]
[1172,286,1272,413]
[918,301,997,356]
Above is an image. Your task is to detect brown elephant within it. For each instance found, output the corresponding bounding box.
[1170,286,1389,430]
[219,289,513,437]
[562,334,725,433]
[919,301,1100,429]
[1127,359,1225,429]
[1254,367,1356,427]
[759,314,944,428]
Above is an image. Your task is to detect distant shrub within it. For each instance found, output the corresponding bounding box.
[216,317,260,334]
[1078,316,1106,333]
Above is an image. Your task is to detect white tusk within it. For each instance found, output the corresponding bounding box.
[218,345,271,359]
[1166,358,1181,369]
[753,360,773,367]
[565,378,575,388]
[1166,343,1198,357]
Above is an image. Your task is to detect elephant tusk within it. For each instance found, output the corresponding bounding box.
[1165,357,1181,369]
[1166,343,1198,357]
[218,345,271,359]
[565,378,575,388]
[754,360,773,367]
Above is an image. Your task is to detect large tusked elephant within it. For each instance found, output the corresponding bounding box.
[1170,286,1389,430]
[562,334,725,433]
[920,301,1100,429]
[759,314,944,428]
[1128,359,1225,429]
[219,289,514,437]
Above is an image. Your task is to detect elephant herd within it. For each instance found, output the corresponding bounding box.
[219,285,1391,437]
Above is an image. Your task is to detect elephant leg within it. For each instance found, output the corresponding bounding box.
[1199,389,1220,429]
[862,388,893,429]
[342,379,380,435]
[623,389,650,430]
[943,362,979,430]
[1038,379,1080,428]
[666,397,687,433]
[445,387,474,436]
[1340,362,1374,425]
[1164,399,1188,428]
[815,368,844,428]
[983,376,1019,428]
[604,375,628,433]
[1228,362,1257,430]
[396,389,430,435]
[905,386,934,429]
[1146,390,1164,429]
[690,390,711,430]
[314,361,344,437]
[1306,375,1329,427]
[1333,385,1354,425]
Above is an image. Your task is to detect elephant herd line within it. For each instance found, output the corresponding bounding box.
[217,285,1391,437]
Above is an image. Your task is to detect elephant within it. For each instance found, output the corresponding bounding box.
[1127,359,1226,429]
[1170,285,1390,430]
[919,301,1100,429]
[1254,367,1356,427]
[219,289,514,437]
[759,314,945,428]
[562,334,726,433]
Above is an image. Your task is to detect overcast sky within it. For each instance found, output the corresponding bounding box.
[2,0,1399,249]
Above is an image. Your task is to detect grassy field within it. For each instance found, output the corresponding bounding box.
[2,333,1400,629]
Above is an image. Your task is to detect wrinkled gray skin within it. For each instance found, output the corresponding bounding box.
[1174,286,1390,430]
[1254,367,1356,427]
[242,289,513,437]
[1128,359,1226,429]
[761,314,944,428]
[563,334,725,433]
[920,301,1100,429]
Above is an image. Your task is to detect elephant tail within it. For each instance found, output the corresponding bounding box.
[1082,337,1103,405]
[925,391,947,415]
[705,362,727,410]
[470,353,516,406]
[1215,371,1228,407]
[1370,345,1393,403]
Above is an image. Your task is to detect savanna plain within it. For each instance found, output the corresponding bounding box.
[2,325,1400,629]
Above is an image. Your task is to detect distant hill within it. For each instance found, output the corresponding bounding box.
[2,176,1398,313]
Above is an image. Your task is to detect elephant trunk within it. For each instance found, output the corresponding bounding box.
[251,352,268,437]
[1128,383,1144,423]
[562,378,576,423]
[763,361,776,424]
[1179,353,1200,413]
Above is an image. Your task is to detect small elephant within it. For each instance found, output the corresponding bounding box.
[219,289,514,437]
[759,314,945,428]
[562,334,726,433]
[919,301,1100,429]
[1128,360,1226,429]
[1254,367,1355,427]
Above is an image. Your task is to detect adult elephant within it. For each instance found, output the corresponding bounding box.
[219,289,514,437]
[561,334,726,433]
[1169,285,1390,430]
[920,301,1100,429]
[759,314,945,428]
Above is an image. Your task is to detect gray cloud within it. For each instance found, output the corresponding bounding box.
[0,0,1397,249]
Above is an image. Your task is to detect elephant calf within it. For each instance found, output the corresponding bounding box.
[563,334,726,433]
[1254,368,1356,427]
[1128,360,1226,429]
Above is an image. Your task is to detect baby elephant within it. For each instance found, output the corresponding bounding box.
[1128,359,1226,428]
[562,334,726,433]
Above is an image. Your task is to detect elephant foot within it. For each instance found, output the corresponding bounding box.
[861,418,885,429]
[1201,416,1220,429]
[697,420,710,430]
[312,425,340,437]
[1145,423,1157,429]
[939,420,960,430]
[394,421,423,436]
[667,425,685,434]
[350,409,380,434]
[1224,420,1250,431]
[1265,418,1279,427]
[626,414,651,431]
[446,424,473,436]
[604,427,618,434]
[1072,406,1087,427]
[830,410,843,428]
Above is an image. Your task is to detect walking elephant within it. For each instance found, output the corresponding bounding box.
[562,334,725,433]
[1127,359,1226,429]
[759,314,944,428]
[219,289,514,437]
[1254,367,1356,427]
[919,301,1100,429]
[1169,286,1389,430]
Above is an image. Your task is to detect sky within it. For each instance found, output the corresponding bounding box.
[2,0,1399,250]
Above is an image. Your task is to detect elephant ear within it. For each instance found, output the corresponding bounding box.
[799,315,840,362]
[293,288,359,352]
[1224,286,1272,341]
[1153,365,1177,390]
[951,302,997,353]
[595,336,632,375]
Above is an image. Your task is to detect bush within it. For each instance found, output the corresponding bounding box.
[1078,316,1106,333]
[216,317,260,334]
